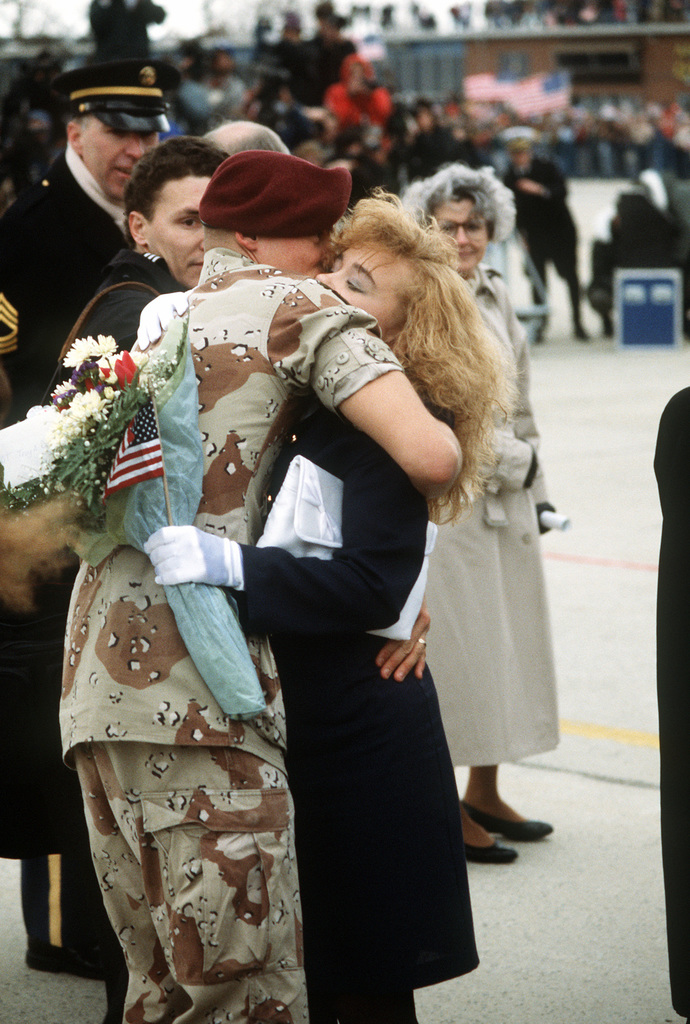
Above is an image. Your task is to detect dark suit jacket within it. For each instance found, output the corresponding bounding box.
[0,151,125,423]
[654,386,690,1017]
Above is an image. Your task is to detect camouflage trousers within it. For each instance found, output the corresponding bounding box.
[73,741,308,1024]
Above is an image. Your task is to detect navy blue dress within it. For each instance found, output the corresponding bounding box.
[234,407,478,995]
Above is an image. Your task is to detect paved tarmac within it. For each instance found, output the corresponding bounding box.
[0,178,686,1024]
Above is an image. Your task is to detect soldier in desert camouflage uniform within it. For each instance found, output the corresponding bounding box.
[61,151,462,1023]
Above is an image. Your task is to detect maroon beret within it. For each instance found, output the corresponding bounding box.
[199,150,352,237]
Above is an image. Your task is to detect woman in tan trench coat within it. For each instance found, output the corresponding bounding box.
[403,164,559,863]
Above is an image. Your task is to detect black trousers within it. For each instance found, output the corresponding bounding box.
[0,608,127,1023]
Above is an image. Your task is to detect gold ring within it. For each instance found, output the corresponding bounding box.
[418,637,427,646]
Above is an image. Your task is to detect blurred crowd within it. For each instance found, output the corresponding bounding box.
[474,0,690,28]
[3,0,690,217]
[331,0,690,29]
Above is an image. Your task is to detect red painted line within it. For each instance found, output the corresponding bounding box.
[544,551,658,573]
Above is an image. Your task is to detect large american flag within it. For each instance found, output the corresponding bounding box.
[464,72,571,118]
[104,398,164,498]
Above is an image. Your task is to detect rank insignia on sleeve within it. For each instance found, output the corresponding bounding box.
[0,293,18,354]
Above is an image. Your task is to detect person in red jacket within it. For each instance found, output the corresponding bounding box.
[324,53,392,134]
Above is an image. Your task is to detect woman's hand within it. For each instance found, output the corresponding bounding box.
[375,600,430,682]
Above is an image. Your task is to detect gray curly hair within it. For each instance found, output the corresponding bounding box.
[401,163,516,243]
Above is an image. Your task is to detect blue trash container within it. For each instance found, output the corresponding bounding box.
[614,268,682,349]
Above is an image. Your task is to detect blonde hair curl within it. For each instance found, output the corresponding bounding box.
[332,190,513,522]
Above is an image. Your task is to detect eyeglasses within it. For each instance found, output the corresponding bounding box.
[438,217,488,240]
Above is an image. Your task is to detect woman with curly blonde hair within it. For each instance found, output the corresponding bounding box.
[148,191,510,1024]
[328,189,511,522]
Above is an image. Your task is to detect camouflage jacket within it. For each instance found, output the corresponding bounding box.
[61,249,402,769]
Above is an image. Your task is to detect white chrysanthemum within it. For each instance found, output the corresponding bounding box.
[47,389,108,449]
[71,388,109,423]
[131,350,149,370]
[62,335,118,368]
[47,413,80,449]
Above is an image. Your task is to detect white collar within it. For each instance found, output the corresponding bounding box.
[65,142,126,234]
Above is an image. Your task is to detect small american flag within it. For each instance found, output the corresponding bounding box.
[464,72,571,118]
[104,398,164,498]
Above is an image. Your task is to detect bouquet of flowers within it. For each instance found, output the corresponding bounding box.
[0,322,265,721]
[0,335,169,529]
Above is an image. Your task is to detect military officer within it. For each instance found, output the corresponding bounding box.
[0,57,178,1024]
[74,134,226,349]
[0,57,179,423]
[503,129,590,342]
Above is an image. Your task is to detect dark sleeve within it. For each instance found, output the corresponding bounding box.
[541,160,567,203]
[655,388,690,753]
[89,0,118,34]
[235,427,428,637]
[655,387,690,520]
[450,137,482,169]
[78,288,153,351]
[0,209,31,361]
[0,160,126,420]
[138,0,166,24]
[655,386,690,1011]
[0,204,84,416]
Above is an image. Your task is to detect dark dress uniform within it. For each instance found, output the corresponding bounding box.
[1,57,179,421]
[1,246,176,1023]
[655,388,690,1020]
[73,248,182,351]
[0,152,127,984]
[0,151,126,424]
[504,152,588,339]
[0,59,179,1023]
[0,165,126,1009]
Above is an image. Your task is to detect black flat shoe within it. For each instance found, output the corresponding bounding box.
[26,936,104,980]
[463,802,554,842]
[464,839,518,864]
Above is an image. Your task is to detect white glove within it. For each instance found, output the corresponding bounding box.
[136,291,191,350]
[144,526,245,588]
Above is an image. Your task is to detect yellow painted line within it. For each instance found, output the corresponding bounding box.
[560,718,659,750]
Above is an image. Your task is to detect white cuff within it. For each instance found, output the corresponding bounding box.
[225,540,245,590]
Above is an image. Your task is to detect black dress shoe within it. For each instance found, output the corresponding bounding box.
[26,936,105,980]
[464,839,518,864]
[574,323,590,341]
[463,802,554,842]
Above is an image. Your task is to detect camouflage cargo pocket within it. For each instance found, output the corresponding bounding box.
[139,787,300,985]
